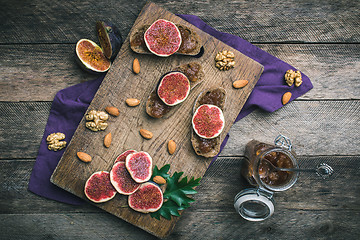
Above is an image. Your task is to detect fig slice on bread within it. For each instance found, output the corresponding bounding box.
[191,87,226,158]
[146,62,205,118]
[192,104,225,139]
[130,22,202,56]
[157,71,190,106]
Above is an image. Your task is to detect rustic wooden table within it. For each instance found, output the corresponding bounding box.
[1,0,359,239]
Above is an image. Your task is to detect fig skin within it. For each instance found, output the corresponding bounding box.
[96,21,123,60]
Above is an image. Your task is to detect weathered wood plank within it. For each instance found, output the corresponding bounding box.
[1,210,358,240]
[0,102,51,159]
[0,100,359,159]
[2,156,358,213]
[0,156,359,239]
[0,44,96,101]
[222,100,360,156]
[1,44,359,101]
[1,0,359,44]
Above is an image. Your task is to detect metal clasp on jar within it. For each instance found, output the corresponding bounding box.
[274,135,292,151]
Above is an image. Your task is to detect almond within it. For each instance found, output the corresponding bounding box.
[153,175,166,185]
[282,92,292,105]
[140,128,153,139]
[105,106,120,117]
[104,132,112,148]
[126,98,140,107]
[233,80,249,89]
[133,58,140,74]
[77,152,92,163]
[168,140,176,155]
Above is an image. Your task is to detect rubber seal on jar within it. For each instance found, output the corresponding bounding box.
[234,188,275,221]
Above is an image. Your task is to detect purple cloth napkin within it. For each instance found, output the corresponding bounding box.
[28,15,313,205]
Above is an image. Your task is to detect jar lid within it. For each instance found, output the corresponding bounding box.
[234,188,275,221]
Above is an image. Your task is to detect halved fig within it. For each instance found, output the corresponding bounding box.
[125,151,152,183]
[110,162,140,195]
[114,150,137,163]
[157,71,190,106]
[76,39,111,73]
[192,104,225,139]
[128,182,163,213]
[84,171,117,203]
[96,21,123,60]
[144,19,182,57]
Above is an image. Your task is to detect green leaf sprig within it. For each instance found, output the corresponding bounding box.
[150,164,201,220]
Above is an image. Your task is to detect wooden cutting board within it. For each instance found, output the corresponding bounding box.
[51,1,263,238]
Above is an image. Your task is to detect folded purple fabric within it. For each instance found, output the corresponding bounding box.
[28,15,312,205]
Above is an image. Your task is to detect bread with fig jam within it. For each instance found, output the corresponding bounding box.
[130,24,202,56]
[191,87,226,158]
[146,62,204,118]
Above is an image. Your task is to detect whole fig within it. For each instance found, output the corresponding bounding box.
[96,21,123,60]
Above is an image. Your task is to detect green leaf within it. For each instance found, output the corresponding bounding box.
[150,165,201,220]
[150,200,181,220]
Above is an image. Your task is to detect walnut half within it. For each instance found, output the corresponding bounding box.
[85,110,109,131]
[215,50,235,71]
[285,69,302,87]
[46,132,67,151]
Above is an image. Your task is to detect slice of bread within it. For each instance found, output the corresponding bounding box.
[191,87,226,158]
[130,24,202,56]
[146,62,205,118]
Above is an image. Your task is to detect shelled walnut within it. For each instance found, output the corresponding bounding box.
[215,50,235,71]
[85,110,109,131]
[285,69,302,87]
[46,132,67,151]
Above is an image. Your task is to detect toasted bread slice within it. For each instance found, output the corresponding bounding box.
[146,62,204,119]
[191,87,226,158]
[130,24,202,56]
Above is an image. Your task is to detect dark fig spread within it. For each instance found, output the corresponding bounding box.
[131,30,146,47]
[177,26,197,54]
[194,134,218,153]
[198,89,225,108]
[149,91,172,118]
[180,62,201,82]
[259,150,294,186]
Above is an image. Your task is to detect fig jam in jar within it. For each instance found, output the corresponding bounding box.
[235,137,298,221]
[242,140,298,192]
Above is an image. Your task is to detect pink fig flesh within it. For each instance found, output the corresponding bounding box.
[125,151,152,183]
[84,171,117,203]
[128,182,163,213]
[110,162,140,195]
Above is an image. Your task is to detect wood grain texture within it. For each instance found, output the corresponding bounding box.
[50,2,263,238]
[1,156,359,239]
[1,100,359,159]
[1,44,359,101]
[1,0,359,44]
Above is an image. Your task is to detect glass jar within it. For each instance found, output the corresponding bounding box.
[235,136,299,221]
